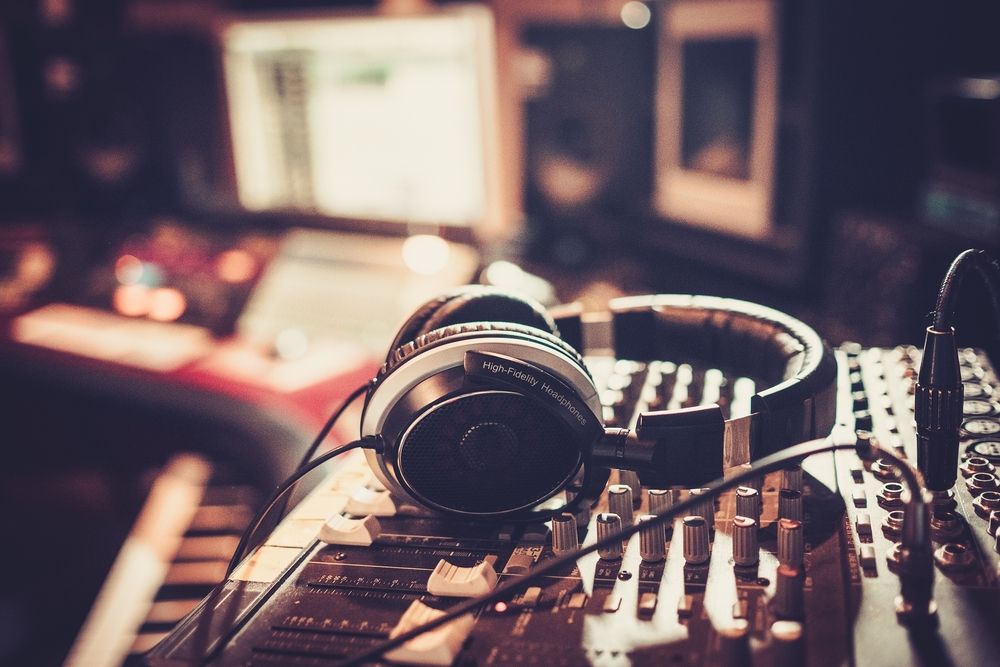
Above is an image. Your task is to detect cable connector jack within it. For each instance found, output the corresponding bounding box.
[914,326,962,492]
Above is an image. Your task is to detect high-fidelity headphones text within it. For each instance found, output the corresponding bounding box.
[361,286,837,518]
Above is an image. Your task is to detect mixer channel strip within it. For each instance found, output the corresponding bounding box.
[65,454,259,667]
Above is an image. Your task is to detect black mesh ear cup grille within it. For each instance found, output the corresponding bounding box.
[397,392,583,515]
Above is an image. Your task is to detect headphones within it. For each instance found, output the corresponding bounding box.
[360,286,838,519]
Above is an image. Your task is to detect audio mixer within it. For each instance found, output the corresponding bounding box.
[144,345,1000,666]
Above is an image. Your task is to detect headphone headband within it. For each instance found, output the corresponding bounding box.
[593,295,838,481]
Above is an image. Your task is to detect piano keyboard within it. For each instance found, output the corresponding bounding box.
[64,454,259,666]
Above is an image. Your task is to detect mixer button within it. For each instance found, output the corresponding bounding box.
[858,544,877,571]
[427,559,498,597]
[855,512,873,541]
[638,592,658,618]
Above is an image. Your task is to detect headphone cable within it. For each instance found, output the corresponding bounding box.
[226,433,382,578]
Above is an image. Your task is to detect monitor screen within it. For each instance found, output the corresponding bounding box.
[221,6,500,229]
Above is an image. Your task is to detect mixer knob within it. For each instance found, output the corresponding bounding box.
[732,516,759,567]
[647,488,675,515]
[638,514,666,562]
[777,518,804,568]
[551,513,579,556]
[771,620,805,667]
[647,488,675,539]
[773,564,805,620]
[782,465,803,493]
[618,470,643,508]
[779,489,804,522]
[596,513,624,560]
[718,620,752,667]
[688,487,715,527]
[735,486,761,523]
[682,515,710,565]
[608,484,635,524]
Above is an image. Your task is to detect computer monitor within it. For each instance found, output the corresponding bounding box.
[219,5,503,235]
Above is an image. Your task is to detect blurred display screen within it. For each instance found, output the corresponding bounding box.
[222,7,497,227]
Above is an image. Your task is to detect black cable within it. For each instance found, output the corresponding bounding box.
[337,436,923,667]
[932,248,1000,331]
[225,435,381,578]
[295,382,371,471]
[920,250,1000,492]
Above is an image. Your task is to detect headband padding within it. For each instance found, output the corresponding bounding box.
[386,286,559,364]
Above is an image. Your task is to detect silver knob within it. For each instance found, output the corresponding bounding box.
[682,515,710,565]
[618,470,643,508]
[735,486,761,523]
[773,564,805,620]
[596,512,624,560]
[647,488,675,515]
[732,516,759,567]
[648,488,675,540]
[779,489,803,522]
[688,488,715,528]
[551,513,579,556]
[782,464,803,492]
[777,518,804,568]
[638,514,666,562]
[608,484,634,524]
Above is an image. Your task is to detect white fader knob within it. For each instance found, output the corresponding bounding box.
[345,486,397,517]
[318,513,382,546]
[427,559,498,598]
[385,600,475,666]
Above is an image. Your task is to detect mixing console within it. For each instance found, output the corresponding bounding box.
[143,345,1000,666]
